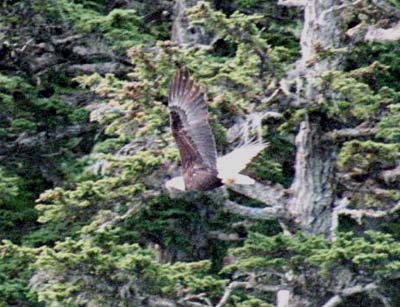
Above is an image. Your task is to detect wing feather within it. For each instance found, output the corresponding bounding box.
[168,69,218,170]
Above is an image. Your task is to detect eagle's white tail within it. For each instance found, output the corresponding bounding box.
[224,174,255,185]
[217,142,267,186]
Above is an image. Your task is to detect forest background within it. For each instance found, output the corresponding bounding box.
[1,0,400,306]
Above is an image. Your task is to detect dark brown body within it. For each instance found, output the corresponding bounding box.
[172,120,222,191]
[183,165,222,191]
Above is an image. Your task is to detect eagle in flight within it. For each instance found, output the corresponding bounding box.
[166,69,266,192]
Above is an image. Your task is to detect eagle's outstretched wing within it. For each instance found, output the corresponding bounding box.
[168,69,218,171]
[166,70,267,192]
[168,69,221,191]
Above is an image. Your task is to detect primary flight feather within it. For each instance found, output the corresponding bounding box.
[166,69,266,192]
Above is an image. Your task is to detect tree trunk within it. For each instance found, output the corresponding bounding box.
[283,0,345,238]
[299,0,345,72]
[288,121,336,237]
[172,0,213,46]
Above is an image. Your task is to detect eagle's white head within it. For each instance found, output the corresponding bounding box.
[165,176,185,192]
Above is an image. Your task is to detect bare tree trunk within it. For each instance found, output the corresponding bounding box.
[288,121,336,237]
[299,0,345,72]
[171,0,213,46]
[282,0,345,238]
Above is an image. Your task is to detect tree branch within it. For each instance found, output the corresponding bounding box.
[0,124,94,157]
[261,88,283,104]
[322,283,379,307]
[66,62,129,77]
[346,22,369,42]
[331,197,350,240]
[322,127,378,142]
[216,281,252,307]
[227,111,282,143]
[231,220,258,228]
[371,0,400,18]
[216,277,281,307]
[96,191,160,232]
[147,296,177,307]
[178,293,212,307]
[380,165,400,185]
[223,200,284,220]
[228,181,287,207]
[277,0,306,7]
[260,111,284,120]
[365,21,400,43]
[208,231,243,241]
[96,203,144,232]
[51,34,83,46]
[336,200,400,224]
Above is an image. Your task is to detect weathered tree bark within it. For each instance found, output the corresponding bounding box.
[279,0,345,239]
[287,121,336,237]
[298,1,345,73]
[171,0,213,46]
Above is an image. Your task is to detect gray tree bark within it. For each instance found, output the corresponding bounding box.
[278,0,345,239]
[171,0,214,46]
[287,122,336,237]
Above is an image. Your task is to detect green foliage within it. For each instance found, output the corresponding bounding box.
[378,103,400,142]
[121,194,236,265]
[190,2,267,50]
[249,136,296,187]
[346,43,400,91]
[337,140,400,208]
[0,74,91,188]
[0,167,37,242]
[308,231,400,278]
[189,1,298,80]
[0,168,21,207]
[21,3,293,304]
[321,70,397,120]
[29,1,156,50]
[35,151,162,226]
[0,241,40,306]
[235,298,273,307]
[73,8,154,49]
[337,140,400,172]
[224,230,400,301]
[31,231,225,307]
[233,0,258,9]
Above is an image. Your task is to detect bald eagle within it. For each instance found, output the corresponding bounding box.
[166,69,266,192]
